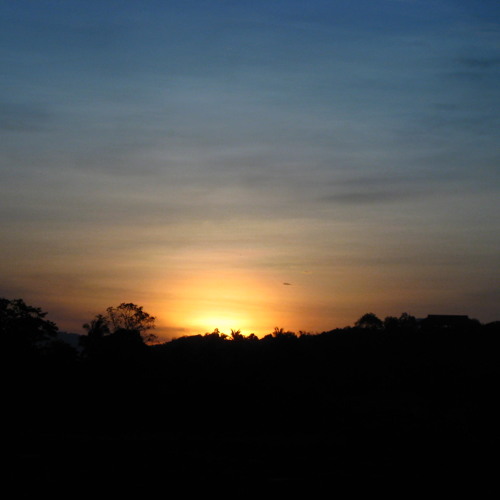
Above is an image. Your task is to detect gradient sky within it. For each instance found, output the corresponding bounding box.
[1,0,499,339]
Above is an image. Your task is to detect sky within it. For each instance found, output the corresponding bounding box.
[1,0,499,340]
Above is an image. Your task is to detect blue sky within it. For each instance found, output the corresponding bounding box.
[1,1,499,337]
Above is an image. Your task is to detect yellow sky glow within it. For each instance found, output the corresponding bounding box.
[166,267,278,337]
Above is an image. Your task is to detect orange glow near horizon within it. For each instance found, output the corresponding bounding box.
[145,248,373,340]
[144,245,314,339]
[166,267,277,337]
[188,311,254,335]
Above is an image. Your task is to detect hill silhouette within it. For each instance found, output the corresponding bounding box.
[2,298,499,494]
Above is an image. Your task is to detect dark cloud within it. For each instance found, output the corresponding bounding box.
[318,173,433,206]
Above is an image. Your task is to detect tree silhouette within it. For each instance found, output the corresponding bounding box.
[106,303,156,335]
[84,302,157,343]
[272,326,296,338]
[0,297,58,351]
[83,314,109,338]
[204,327,227,340]
[354,312,383,330]
[383,315,400,330]
[230,329,244,341]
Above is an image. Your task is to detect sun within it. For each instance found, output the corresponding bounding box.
[163,264,277,337]
[190,311,252,335]
[152,247,309,339]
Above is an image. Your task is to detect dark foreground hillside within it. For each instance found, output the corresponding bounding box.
[4,321,500,495]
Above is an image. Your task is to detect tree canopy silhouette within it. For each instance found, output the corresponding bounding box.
[0,297,58,351]
[354,312,383,329]
[83,302,157,343]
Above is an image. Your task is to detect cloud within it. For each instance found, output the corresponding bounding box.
[317,172,433,206]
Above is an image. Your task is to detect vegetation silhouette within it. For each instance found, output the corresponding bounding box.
[3,296,499,494]
[1,297,58,351]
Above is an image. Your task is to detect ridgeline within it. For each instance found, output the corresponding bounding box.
[3,298,499,494]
